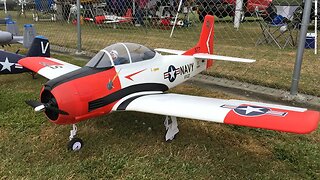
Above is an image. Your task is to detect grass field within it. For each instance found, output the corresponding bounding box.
[0,53,319,179]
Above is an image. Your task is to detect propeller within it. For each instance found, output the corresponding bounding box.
[26,100,69,115]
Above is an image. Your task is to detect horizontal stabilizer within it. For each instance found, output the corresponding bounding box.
[193,53,256,63]
[154,48,185,55]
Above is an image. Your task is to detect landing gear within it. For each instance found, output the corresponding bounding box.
[27,72,37,79]
[164,116,179,141]
[68,137,83,151]
[67,124,84,151]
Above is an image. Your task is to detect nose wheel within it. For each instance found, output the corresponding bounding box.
[67,124,84,151]
[68,137,83,151]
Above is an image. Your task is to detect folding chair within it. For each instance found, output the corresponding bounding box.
[255,6,298,49]
[275,5,300,48]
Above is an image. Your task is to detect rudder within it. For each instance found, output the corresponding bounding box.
[183,15,214,69]
[26,36,50,57]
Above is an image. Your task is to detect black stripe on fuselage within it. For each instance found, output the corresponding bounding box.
[45,66,112,90]
[116,93,164,111]
[88,83,168,112]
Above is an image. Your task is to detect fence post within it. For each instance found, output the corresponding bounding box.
[76,0,82,54]
[290,0,313,95]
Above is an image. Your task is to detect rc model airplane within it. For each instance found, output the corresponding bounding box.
[0,35,49,75]
[2,15,319,151]
[84,8,133,25]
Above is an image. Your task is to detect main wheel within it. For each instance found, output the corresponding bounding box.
[68,137,83,151]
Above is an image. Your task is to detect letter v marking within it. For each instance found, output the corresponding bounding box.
[41,41,49,54]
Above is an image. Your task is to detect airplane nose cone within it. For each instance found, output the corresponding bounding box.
[0,31,13,44]
[41,89,60,121]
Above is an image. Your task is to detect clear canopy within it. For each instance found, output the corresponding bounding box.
[86,43,156,68]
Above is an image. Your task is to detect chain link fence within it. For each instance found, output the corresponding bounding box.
[0,0,319,96]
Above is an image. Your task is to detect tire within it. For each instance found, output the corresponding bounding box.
[67,137,84,151]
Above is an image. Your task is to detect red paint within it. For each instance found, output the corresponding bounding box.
[224,105,320,134]
[125,69,146,81]
[19,57,62,72]
[182,15,214,69]
[94,16,106,24]
[47,67,121,125]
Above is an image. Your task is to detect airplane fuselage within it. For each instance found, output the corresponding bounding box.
[42,53,208,125]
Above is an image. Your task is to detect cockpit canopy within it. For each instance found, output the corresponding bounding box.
[86,43,156,68]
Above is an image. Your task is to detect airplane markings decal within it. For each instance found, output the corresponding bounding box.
[221,105,288,117]
[0,57,14,72]
[125,69,146,81]
[164,63,194,82]
[41,41,49,54]
[108,69,121,90]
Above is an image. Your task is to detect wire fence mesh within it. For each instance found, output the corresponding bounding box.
[0,0,319,96]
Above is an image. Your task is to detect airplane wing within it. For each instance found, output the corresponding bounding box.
[104,19,120,24]
[154,48,185,55]
[193,53,256,63]
[114,93,319,134]
[18,57,81,80]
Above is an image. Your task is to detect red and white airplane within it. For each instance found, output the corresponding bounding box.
[14,15,319,151]
[84,8,133,25]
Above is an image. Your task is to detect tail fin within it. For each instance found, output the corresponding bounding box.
[183,15,214,69]
[6,21,19,35]
[26,36,50,57]
[124,8,133,18]
[23,24,36,48]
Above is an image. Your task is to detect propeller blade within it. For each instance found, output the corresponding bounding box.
[25,100,69,115]
[59,110,69,115]
[25,100,43,108]
[26,100,45,112]
[46,106,69,115]
[35,104,45,112]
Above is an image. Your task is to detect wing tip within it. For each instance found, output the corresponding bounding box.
[296,110,320,134]
[224,109,320,134]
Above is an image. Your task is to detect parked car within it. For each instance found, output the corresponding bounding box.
[196,0,272,22]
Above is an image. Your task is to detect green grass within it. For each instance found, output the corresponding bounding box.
[0,54,319,179]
